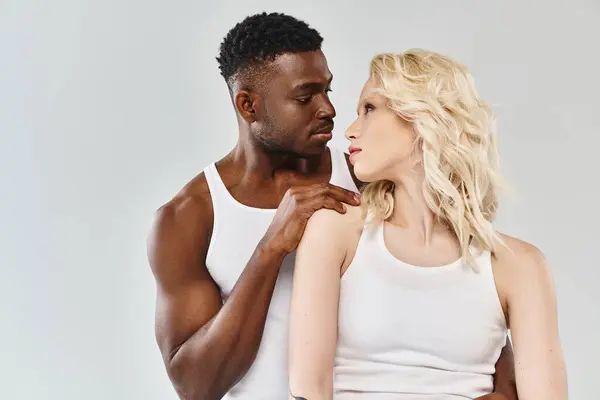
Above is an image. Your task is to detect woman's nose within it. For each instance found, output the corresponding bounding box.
[345,119,360,140]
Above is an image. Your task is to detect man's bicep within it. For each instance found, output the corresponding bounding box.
[154,274,222,361]
[147,199,222,362]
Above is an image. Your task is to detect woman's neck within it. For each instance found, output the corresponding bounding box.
[388,171,444,246]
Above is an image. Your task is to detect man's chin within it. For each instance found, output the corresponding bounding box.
[298,149,327,159]
[297,141,330,158]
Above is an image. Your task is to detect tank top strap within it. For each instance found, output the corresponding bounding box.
[203,163,227,218]
[473,248,507,328]
[204,163,224,195]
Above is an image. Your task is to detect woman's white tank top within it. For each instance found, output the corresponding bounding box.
[334,222,508,399]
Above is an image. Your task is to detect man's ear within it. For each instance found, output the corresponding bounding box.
[234,90,260,123]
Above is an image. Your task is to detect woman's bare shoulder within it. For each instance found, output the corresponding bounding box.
[493,233,552,294]
[302,205,365,262]
[493,232,547,270]
[491,233,553,327]
[306,205,365,235]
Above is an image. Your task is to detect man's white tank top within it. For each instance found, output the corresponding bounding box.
[334,222,508,399]
[203,146,359,399]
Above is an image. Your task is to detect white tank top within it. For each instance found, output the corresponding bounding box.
[334,222,508,400]
[203,146,358,399]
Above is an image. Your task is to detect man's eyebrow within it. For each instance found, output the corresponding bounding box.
[292,75,334,91]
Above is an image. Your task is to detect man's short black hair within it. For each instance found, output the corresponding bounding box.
[216,12,323,87]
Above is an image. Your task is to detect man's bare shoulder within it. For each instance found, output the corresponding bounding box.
[155,172,213,231]
[147,171,215,276]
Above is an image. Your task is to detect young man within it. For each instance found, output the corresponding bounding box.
[146,12,518,400]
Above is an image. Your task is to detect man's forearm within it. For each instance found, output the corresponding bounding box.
[169,244,286,400]
[474,394,510,400]
[493,341,518,400]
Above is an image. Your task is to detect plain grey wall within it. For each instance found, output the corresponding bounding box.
[1,0,598,399]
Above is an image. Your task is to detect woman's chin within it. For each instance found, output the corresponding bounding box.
[354,166,380,183]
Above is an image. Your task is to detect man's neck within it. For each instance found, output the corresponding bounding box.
[229,139,326,181]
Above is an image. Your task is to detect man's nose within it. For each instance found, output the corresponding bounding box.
[316,95,336,120]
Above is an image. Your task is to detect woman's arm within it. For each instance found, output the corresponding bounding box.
[288,208,351,400]
[501,237,568,399]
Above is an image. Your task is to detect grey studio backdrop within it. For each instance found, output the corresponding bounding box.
[1,0,598,399]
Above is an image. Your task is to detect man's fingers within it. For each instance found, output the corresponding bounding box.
[325,185,361,206]
[288,183,360,211]
[307,195,346,214]
[325,198,347,214]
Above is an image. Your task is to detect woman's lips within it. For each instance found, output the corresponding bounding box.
[348,147,361,163]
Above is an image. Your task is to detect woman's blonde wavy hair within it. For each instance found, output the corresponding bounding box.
[362,49,505,267]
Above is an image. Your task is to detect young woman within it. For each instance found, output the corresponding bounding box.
[288,49,567,400]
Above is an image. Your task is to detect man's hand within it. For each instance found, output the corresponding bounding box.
[262,183,360,254]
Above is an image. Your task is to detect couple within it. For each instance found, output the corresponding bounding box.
[147,12,567,400]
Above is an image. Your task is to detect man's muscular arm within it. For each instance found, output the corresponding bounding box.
[148,183,360,400]
[492,341,518,399]
[148,195,287,400]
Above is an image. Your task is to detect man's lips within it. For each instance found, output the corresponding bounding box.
[312,122,334,135]
[311,126,334,141]
[313,129,333,135]
[311,132,333,141]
